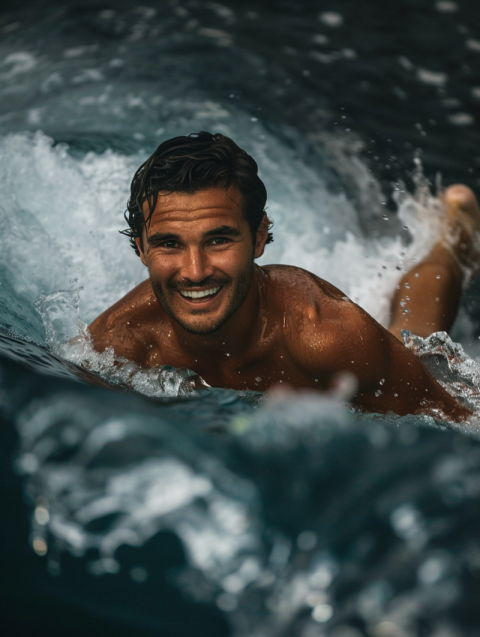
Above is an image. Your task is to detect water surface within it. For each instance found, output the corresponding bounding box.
[3,1,480,635]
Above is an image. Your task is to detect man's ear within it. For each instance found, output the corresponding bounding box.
[135,236,148,266]
[254,214,270,259]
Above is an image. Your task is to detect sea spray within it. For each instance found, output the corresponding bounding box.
[14,384,480,637]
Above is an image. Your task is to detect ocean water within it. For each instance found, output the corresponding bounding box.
[3,1,480,635]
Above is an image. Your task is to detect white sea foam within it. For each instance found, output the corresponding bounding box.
[0,129,451,339]
[0,127,469,397]
[0,132,144,329]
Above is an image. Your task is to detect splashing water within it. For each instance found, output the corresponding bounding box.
[3,2,480,635]
[0,129,458,391]
[15,384,480,637]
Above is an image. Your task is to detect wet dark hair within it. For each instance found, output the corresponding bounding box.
[121,131,273,256]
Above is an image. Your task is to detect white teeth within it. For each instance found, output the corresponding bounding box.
[180,287,220,299]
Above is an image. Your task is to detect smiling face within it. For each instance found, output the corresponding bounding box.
[136,186,268,335]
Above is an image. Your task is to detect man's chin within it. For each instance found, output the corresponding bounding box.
[173,316,227,335]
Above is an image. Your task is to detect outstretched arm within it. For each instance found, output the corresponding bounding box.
[295,296,471,422]
[350,319,469,421]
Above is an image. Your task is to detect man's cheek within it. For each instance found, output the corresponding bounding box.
[214,251,247,274]
[149,262,175,283]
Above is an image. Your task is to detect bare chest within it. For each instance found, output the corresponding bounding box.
[144,335,326,392]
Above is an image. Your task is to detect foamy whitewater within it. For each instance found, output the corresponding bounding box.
[0,130,469,391]
[3,2,480,635]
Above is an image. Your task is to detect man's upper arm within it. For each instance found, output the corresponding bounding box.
[348,318,449,416]
[88,308,145,364]
[295,298,470,421]
[88,312,113,353]
[87,282,154,364]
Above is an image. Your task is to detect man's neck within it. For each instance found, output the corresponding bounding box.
[167,266,264,361]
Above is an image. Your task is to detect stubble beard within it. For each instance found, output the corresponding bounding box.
[150,263,254,335]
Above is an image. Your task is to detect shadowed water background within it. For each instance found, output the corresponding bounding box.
[3,1,480,636]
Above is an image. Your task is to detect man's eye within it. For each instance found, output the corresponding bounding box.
[161,241,179,248]
[211,237,230,245]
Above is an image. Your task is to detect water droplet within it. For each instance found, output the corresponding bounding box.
[35,506,50,525]
[319,11,343,27]
[216,593,237,612]
[130,566,148,583]
[435,1,458,14]
[297,530,317,551]
[33,537,48,556]
[312,604,333,623]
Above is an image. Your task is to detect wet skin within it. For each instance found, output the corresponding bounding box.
[89,186,470,422]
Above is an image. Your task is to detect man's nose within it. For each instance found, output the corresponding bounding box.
[180,246,213,283]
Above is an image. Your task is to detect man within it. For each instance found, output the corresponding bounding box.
[89,132,479,421]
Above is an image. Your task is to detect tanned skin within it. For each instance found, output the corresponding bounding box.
[89,185,480,422]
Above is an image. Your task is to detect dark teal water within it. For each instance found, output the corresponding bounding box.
[2,2,480,636]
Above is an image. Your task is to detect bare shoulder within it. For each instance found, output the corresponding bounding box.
[88,279,159,362]
[261,264,373,328]
[261,264,388,377]
[262,264,347,300]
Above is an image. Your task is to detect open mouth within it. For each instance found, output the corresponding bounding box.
[178,286,222,303]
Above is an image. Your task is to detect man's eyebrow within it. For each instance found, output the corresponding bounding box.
[147,232,180,244]
[202,225,241,238]
[146,226,241,244]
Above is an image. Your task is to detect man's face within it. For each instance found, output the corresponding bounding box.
[136,186,266,335]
